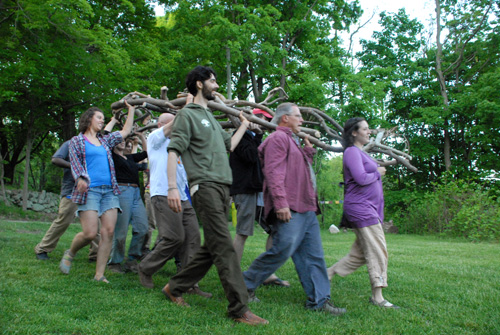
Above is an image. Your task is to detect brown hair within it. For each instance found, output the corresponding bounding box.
[78,107,103,134]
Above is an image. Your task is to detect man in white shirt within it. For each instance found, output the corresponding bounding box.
[138,113,210,298]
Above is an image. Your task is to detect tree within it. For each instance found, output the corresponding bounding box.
[355,3,500,186]
[433,0,498,174]
[156,0,361,108]
[0,0,160,188]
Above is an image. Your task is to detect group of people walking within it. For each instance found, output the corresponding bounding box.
[34,65,398,326]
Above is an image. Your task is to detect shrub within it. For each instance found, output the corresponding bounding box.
[390,178,500,241]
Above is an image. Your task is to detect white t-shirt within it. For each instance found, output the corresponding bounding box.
[147,127,188,200]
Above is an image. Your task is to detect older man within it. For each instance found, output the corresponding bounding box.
[243,103,346,316]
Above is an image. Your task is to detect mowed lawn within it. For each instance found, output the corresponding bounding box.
[0,220,499,335]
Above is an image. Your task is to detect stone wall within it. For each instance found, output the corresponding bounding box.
[4,189,60,213]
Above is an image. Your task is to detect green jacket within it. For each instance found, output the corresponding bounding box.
[167,103,233,186]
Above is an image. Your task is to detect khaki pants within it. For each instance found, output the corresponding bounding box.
[139,196,200,276]
[141,191,157,252]
[35,196,99,258]
[331,223,388,288]
[35,197,77,254]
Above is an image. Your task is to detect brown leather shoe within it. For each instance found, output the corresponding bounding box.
[138,270,154,289]
[233,310,269,325]
[186,286,212,298]
[162,283,190,307]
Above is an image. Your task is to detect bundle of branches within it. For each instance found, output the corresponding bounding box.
[110,87,417,172]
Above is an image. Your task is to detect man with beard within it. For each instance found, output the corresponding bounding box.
[161,66,268,326]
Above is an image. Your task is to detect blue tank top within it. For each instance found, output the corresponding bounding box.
[85,140,112,187]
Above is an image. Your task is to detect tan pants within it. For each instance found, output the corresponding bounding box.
[331,223,388,288]
[35,197,77,254]
[35,196,99,258]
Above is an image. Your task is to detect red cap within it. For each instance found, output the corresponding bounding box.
[252,108,272,119]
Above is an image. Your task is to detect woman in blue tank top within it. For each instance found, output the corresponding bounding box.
[60,101,136,283]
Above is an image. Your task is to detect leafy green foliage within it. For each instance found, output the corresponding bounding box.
[315,156,344,229]
[390,176,500,241]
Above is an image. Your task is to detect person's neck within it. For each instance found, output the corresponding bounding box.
[193,94,208,108]
[84,128,98,139]
[354,142,364,149]
[114,148,125,157]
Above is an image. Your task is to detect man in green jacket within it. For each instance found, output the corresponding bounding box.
[161,66,269,326]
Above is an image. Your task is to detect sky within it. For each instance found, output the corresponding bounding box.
[153,0,436,52]
[345,0,436,51]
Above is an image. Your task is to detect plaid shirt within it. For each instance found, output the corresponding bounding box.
[69,131,123,205]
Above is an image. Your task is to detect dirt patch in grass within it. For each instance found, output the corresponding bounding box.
[17,229,45,234]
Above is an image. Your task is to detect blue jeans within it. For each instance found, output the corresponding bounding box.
[243,211,330,309]
[109,186,148,263]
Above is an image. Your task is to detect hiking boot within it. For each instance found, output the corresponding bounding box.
[318,300,347,316]
[186,286,212,298]
[123,259,139,273]
[233,310,269,325]
[108,263,125,274]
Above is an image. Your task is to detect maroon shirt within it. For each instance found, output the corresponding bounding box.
[259,126,318,221]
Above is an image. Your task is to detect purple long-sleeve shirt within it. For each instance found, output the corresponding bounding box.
[343,146,384,228]
[259,126,318,221]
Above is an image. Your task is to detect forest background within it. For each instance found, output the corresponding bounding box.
[1,0,499,241]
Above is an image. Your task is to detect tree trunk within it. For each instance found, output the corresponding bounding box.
[61,107,76,141]
[22,127,33,211]
[226,46,232,100]
[435,0,452,171]
[0,151,9,206]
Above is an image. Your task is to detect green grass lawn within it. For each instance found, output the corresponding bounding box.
[1,220,499,335]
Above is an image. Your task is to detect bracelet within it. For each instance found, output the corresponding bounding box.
[168,187,177,191]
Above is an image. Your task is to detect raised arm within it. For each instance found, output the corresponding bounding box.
[136,131,147,152]
[104,116,118,133]
[118,100,136,139]
[230,112,250,152]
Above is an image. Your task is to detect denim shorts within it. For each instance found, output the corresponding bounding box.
[77,185,121,217]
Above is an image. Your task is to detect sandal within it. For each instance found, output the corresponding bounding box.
[263,277,290,287]
[369,297,400,309]
[59,250,74,275]
[93,276,109,284]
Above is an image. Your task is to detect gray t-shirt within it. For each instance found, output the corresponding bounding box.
[53,141,75,198]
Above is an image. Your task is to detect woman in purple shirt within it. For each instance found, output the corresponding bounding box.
[327,117,399,309]
[60,102,135,283]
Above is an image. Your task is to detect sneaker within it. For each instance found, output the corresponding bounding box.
[123,259,139,273]
[138,270,154,289]
[186,286,212,298]
[247,290,260,303]
[233,310,269,325]
[59,250,74,275]
[36,252,49,260]
[108,263,125,274]
[318,301,347,316]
